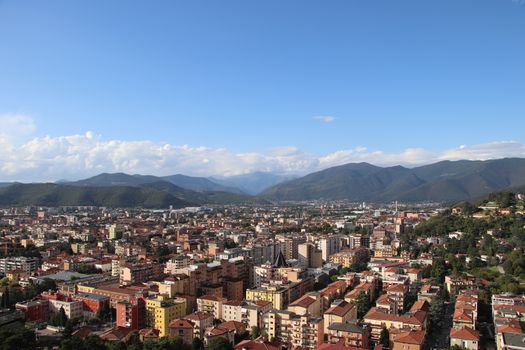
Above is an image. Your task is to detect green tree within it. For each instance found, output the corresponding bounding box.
[449,346,466,350]
[2,328,37,350]
[208,337,234,350]
[192,337,205,350]
[428,295,445,329]
[84,335,107,350]
[97,302,111,321]
[60,337,86,350]
[52,306,68,327]
[250,326,261,340]
[379,327,390,348]
[351,291,371,318]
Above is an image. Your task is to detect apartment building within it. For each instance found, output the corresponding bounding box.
[263,309,324,350]
[145,295,187,337]
[0,256,40,274]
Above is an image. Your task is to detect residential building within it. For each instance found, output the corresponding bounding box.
[145,295,187,337]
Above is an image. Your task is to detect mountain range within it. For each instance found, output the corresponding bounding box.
[0,158,525,207]
[260,158,525,202]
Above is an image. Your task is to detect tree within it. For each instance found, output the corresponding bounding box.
[207,337,234,350]
[60,336,86,350]
[250,326,261,340]
[52,306,68,327]
[192,337,205,350]
[1,328,37,350]
[428,295,445,329]
[63,320,74,338]
[352,291,372,318]
[379,327,390,348]
[97,301,111,321]
[83,335,107,350]
[449,346,467,350]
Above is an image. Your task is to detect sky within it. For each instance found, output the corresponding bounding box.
[1,0,525,181]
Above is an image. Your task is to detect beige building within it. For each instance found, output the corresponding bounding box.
[298,243,323,268]
[450,326,480,350]
[196,295,226,319]
[263,309,324,350]
[323,299,357,333]
[287,292,323,317]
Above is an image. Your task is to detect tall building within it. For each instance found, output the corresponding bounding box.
[263,309,324,350]
[318,236,342,261]
[145,295,187,337]
[116,296,145,330]
[278,236,306,260]
[0,256,40,274]
[298,243,323,268]
[109,224,125,240]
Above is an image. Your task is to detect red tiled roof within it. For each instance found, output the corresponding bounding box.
[318,339,363,350]
[394,330,426,345]
[290,296,316,308]
[235,339,281,350]
[169,319,194,329]
[496,320,524,334]
[185,311,214,321]
[138,328,160,338]
[325,301,355,317]
[410,300,429,313]
[364,307,426,326]
[450,326,480,341]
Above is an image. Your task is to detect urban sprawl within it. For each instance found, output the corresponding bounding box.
[1,194,525,350]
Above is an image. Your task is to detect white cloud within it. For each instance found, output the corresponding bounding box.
[0,113,36,146]
[312,115,335,123]
[0,115,524,182]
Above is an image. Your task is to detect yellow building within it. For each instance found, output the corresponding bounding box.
[246,285,287,310]
[146,295,187,337]
[329,252,357,267]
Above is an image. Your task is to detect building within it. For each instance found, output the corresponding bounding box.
[168,319,194,343]
[184,311,214,338]
[222,300,243,323]
[386,284,408,314]
[120,262,163,286]
[74,293,110,318]
[326,322,370,349]
[491,293,525,350]
[278,236,306,260]
[324,299,357,333]
[197,295,226,319]
[165,255,191,274]
[363,307,427,342]
[450,327,480,350]
[392,330,426,350]
[417,284,441,303]
[298,243,323,268]
[145,295,187,337]
[116,296,145,330]
[246,285,288,310]
[49,299,83,320]
[0,309,25,332]
[263,309,324,350]
[318,236,342,261]
[0,256,40,274]
[15,299,49,322]
[329,249,369,268]
[108,224,125,240]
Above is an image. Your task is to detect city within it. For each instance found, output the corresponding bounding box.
[1,1,525,349]
[1,193,524,350]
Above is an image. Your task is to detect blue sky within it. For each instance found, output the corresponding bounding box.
[0,0,525,180]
